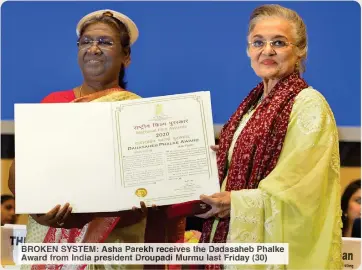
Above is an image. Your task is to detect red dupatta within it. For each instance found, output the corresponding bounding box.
[199,72,308,269]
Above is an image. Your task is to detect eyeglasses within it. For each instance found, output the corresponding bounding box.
[77,37,117,50]
[248,40,295,50]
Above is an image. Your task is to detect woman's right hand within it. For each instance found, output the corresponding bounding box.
[30,203,72,228]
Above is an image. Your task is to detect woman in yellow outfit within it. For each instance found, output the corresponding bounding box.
[197,4,342,269]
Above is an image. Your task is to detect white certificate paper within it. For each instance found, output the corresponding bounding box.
[14,91,220,214]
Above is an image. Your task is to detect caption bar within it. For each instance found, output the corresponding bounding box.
[17,243,288,265]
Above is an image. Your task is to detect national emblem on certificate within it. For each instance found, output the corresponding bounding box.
[14,91,219,213]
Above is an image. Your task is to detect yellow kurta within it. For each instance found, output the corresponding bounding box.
[213,88,342,269]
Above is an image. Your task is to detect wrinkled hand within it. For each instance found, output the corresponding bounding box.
[31,203,72,228]
[196,192,231,219]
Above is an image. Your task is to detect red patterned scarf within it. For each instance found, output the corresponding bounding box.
[199,72,308,268]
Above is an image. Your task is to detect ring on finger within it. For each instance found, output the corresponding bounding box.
[57,221,65,227]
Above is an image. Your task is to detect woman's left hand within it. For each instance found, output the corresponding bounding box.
[196,192,231,219]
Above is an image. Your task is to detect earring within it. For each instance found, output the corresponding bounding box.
[295,62,300,70]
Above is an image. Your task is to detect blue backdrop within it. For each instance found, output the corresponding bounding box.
[1,1,360,126]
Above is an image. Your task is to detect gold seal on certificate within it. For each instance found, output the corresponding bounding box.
[135,188,148,198]
[14,91,220,213]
